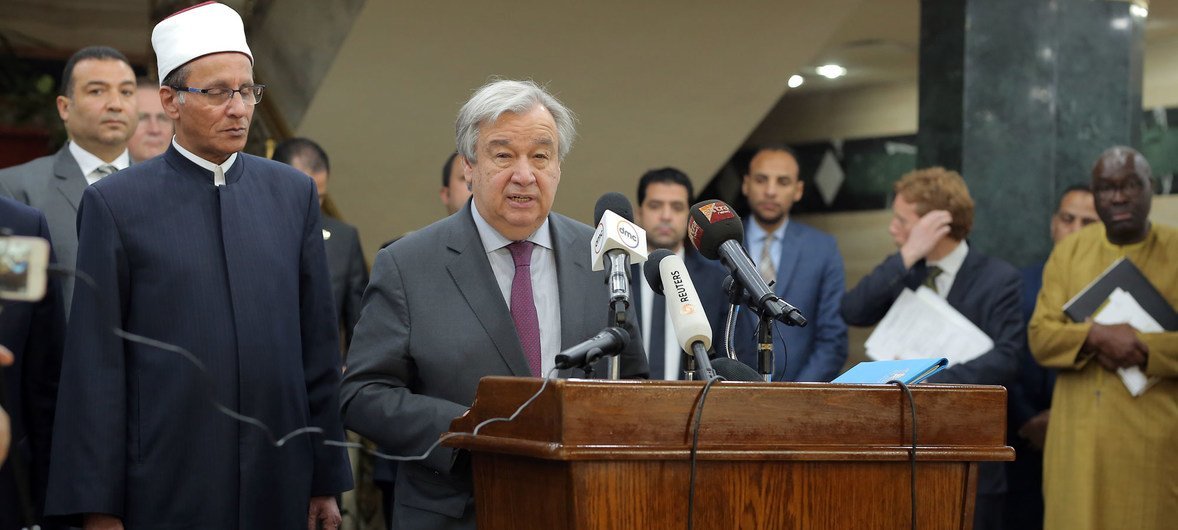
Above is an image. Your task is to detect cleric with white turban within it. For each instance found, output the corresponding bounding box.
[44,3,353,529]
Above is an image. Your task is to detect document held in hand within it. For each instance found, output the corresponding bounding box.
[833,357,948,385]
[1063,258,1177,397]
[864,287,994,366]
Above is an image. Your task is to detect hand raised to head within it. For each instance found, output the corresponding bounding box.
[900,209,953,269]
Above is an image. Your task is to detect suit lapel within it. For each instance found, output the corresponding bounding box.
[630,263,644,325]
[444,211,532,377]
[774,222,802,297]
[946,245,979,309]
[553,215,593,349]
[52,146,87,212]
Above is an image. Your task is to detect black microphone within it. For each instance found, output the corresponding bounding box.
[686,200,807,327]
[553,327,631,370]
[711,357,764,382]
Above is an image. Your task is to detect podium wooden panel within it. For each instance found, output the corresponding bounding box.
[445,377,1012,530]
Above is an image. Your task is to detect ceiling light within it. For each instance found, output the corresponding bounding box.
[788,75,804,88]
[816,64,847,79]
[1130,4,1148,18]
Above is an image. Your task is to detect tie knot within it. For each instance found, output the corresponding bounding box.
[96,164,117,177]
[508,240,534,268]
[923,265,944,291]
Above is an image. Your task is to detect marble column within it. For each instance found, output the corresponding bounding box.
[917,0,1144,266]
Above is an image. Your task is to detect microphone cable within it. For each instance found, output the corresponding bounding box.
[51,264,558,464]
[686,374,724,530]
[886,378,919,530]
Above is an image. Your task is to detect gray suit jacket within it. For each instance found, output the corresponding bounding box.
[340,202,648,530]
[0,145,91,308]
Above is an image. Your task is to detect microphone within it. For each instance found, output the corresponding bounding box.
[711,357,764,382]
[644,249,717,381]
[0,233,50,302]
[590,193,648,326]
[686,200,806,327]
[553,326,631,370]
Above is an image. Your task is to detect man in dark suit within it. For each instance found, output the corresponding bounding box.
[631,167,729,379]
[439,151,471,216]
[0,197,66,530]
[273,137,369,350]
[841,167,1023,530]
[1005,185,1097,530]
[44,4,351,529]
[0,46,137,308]
[734,146,847,381]
[340,79,648,530]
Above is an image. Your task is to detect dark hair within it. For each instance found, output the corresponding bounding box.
[272,137,330,174]
[1059,183,1092,201]
[747,144,798,173]
[637,167,693,206]
[61,46,132,97]
[442,151,460,187]
[161,64,191,90]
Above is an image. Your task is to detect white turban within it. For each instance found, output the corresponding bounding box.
[152,1,253,85]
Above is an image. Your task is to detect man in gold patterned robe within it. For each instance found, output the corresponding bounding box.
[1029,146,1178,530]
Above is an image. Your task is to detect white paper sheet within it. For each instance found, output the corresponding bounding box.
[865,287,994,366]
[1092,288,1162,397]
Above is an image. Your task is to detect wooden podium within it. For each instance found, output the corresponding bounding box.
[445,377,1013,530]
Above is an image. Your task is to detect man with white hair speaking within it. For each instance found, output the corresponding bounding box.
[341,79,648,530]
[44,3,352,529]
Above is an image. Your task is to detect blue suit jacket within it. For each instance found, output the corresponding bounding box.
[840,244,1023,496]
[733,220,848,382]
[630,247,731,378]
[0,197,65,528]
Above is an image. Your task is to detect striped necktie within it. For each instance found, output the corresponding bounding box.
[758,233,777,284]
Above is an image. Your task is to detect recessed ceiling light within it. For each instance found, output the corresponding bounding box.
[816,64,847,79]
[788,75,804,88]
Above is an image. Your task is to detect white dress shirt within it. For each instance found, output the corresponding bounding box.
[69,142,130,185]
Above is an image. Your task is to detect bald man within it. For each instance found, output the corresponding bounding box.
[1029,147,1178,530]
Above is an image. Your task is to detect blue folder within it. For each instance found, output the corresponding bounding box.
[831,358,949,385]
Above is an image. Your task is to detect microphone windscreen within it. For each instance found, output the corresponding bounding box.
[711,357,763,382]
[687,200,744,260]
[594,192,634,225]
[643,249,674,295]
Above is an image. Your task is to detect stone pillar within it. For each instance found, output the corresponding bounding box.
[917,0,1144,266]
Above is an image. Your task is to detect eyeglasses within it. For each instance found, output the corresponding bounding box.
[1093,179,1145,200]
[169,84,266,106]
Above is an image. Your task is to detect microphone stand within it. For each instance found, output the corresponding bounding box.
[756,314,775,382]
[606,304,622,380]
[690,342,718,382]
[682,352,697,381]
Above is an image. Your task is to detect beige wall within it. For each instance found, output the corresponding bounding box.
[297,0,864,258]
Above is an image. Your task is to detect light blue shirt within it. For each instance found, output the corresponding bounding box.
[745,219,789,275]
[470,201,562,376]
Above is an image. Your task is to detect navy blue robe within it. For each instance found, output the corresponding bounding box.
[0,197,65,529]
[45,146,352,528]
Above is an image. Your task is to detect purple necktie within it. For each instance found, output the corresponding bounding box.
[508,241,542,376]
